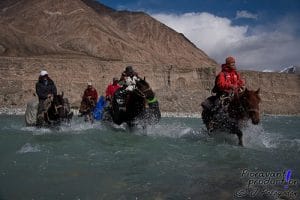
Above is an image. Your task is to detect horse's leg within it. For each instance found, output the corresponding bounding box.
[84,114,89,122]
[44,112,51,125]
[202,109,215,134]
[89,113,94,124]
[233,126,243,146]
[236,129,243,146]
[228,121,243,146]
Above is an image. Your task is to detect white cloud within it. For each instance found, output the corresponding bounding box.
[236,10,258,20]
[152,12,300,70]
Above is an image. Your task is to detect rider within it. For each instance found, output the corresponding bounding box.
[105,77,121,103]
[82,82,98,110]
[120,66,140,91]
[203,56,245,111]
[215,56,245,96]
[36,70,57,125]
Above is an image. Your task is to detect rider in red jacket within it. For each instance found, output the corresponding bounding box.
[105,77,121,102]
[82,82,98,106]
[215,56,245,96]
[202,56,245,112]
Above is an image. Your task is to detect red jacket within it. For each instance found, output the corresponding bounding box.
[83,88,98,102]
[216,64,245,93]
[105,84,121,99]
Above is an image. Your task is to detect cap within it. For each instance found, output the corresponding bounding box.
[40,70,48,76]
[225,56,235,64]
[125,66,134,74]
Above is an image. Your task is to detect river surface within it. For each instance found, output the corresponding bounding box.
[0,115,299,200]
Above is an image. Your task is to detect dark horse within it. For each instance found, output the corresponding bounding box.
[201,88,261,146]
[39,93,73,127]
[107,78,161,127]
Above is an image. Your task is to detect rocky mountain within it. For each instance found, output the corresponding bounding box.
[0,0,216,67]
[0,0,299,115]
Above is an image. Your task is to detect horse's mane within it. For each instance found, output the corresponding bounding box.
[245,88,261,101]
[53,94,64,105]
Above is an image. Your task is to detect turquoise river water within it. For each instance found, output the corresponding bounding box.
[0,115,299,200]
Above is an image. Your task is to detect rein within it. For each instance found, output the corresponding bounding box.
[135,85,158,104]
[54,104,63,114]
[141,88,151,93]
[147,97,158,104]
[136,80,157,104]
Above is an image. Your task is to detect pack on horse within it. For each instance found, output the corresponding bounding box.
[107,78,161,127]
[37,93,73,127]
[201,88,261,146]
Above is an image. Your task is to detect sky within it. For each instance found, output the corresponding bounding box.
[99,0,300,71]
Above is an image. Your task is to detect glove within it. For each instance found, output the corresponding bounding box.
[126,85,135,91]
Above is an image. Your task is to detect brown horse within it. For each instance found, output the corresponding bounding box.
[79,97,96,123]
[201,88,261,146]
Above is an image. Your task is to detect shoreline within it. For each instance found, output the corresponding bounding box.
[0,107,299,118]
[0,107,202,118]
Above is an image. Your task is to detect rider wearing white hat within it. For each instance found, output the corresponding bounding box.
[35,70,57,126]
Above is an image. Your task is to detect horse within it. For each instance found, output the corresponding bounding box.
[107,78,161,128]
[201,88,261,146]
[79,97,96,123]
[37,93,73,127]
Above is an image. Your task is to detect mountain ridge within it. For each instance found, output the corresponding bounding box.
[0,0,217,67]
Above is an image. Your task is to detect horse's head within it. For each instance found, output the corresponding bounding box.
[52,93,66,118]
[240,88,261,124]
[135,78,155,101]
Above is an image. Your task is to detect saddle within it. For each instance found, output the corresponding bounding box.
[113,88,127,111]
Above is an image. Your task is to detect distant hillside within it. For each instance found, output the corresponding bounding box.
[0,0,217,67]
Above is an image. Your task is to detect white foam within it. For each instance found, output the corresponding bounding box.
[241,121,300,150]
[162,112,201,118]
[0,107,25,115]
[138,122,200,139]
[17,143,41,154]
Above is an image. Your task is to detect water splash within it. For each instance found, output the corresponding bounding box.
[140,123,201,139]
[17,143,41,154]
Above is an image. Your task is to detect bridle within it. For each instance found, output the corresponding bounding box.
[53,100,65,116]
[135,82,157,104]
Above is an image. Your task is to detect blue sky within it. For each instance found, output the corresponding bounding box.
[99,0,300,71]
